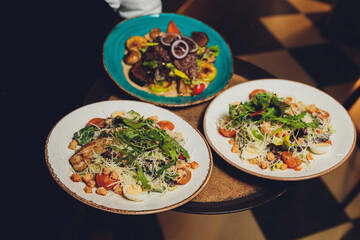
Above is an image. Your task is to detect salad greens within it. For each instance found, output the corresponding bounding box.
[228,92,319,129]
[219,89,334,171]
[69,109,199,201]
[73,125,96,146]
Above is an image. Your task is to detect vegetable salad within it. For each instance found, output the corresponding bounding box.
[68,110,198,201]
[218,89,335,171]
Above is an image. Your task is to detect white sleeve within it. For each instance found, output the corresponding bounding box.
[104,0,162,18]
[104,0,121,10]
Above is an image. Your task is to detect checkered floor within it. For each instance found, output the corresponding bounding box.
[158,0,360,239]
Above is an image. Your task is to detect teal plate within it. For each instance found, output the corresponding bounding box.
[103,13,233,107]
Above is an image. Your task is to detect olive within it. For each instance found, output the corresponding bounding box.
[124,50,141,65]
[149,28,161,40]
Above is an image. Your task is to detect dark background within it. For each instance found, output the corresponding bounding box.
[4,1,188,239]
[4,1,152,239]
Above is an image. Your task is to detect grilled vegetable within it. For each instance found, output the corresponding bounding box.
[198,62,217,81]
[124,50,141,65]
[126,36,147,51]
[149,28,162,40]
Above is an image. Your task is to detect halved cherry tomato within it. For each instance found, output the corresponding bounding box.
[86,118,105,128]
[218,126,236,138]
[249,89,266,99]
[281,151,302,169]
[192,84,205,95]
[166,20,181,34]
[176,169,192,185]
[96,173,117,190]
[157,120,175,131]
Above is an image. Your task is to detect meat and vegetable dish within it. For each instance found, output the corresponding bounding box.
[123,20,220,96]
[68,110,198,201]
[217,89,335,171]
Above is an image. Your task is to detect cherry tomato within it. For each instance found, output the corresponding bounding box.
[157,120,175,131]
[166,20,181,34]
[249,89,266,99]
[218,126,236,138]
[281,151,302,169]
[86,118,105,128]
[192,84,205,95]
[96,173,117,190]
[176,169,192,185]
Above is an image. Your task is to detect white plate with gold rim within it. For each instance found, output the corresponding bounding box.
[45,100,212,214]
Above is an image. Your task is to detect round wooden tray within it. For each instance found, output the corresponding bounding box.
[84,58,292,214]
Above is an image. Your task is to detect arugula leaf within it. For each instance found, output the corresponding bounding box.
[271,97,290,116]
[123,118,146,129]
[161,140,178,161]
[263,107,276,118]
[124,130,139,139]
[291,111,307,120]
[155,165,170,178]
[136,162,151,189]
[251,92,272,110]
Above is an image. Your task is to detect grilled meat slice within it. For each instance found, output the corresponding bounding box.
[173,53,198,80]
[129,61,152,86]
[143,44,171,63]
[69,137,112,172]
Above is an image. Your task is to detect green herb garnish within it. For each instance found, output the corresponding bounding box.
[229,92,319,129]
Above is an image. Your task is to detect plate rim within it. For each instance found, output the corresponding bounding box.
[45,100,213,214]
[203,79,357,181]
[102,12,234,107]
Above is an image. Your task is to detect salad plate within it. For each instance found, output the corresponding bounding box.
[204,79,356,181]
[45,100,212,214]
[103,13,233,107]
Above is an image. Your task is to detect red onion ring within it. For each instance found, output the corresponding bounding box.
[181,36,199,53]
[171,39,189,59]
[160,33,181,47]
